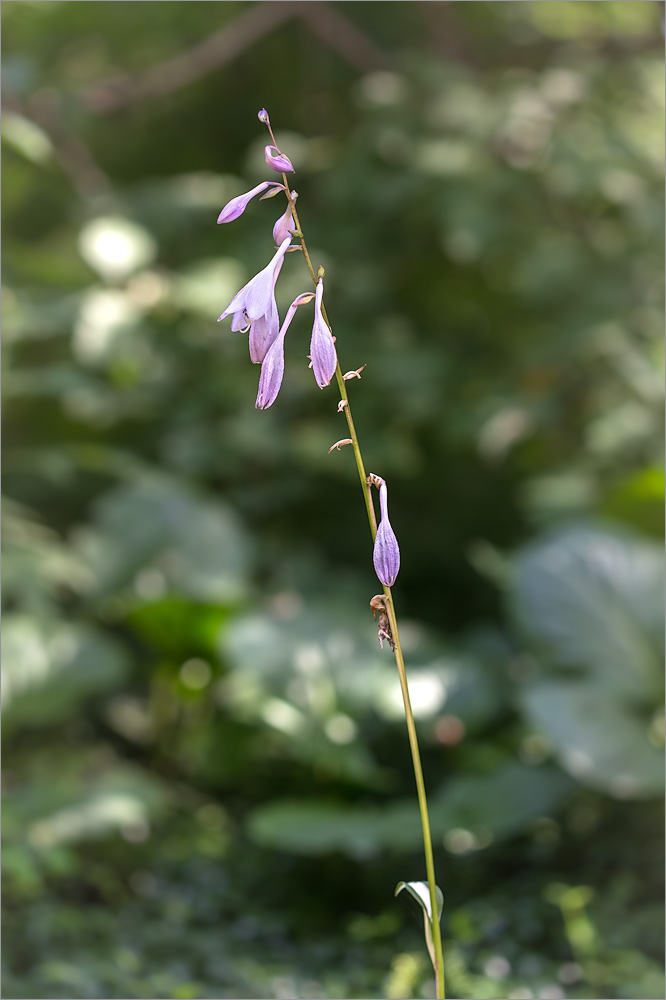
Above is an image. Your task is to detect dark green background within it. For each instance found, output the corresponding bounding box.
[2,3,664,998]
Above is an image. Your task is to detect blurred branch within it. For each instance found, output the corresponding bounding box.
[297,2,390,73]
[82,1,389,115]
[82,2,297,113]
[417,1,470,62]
[3,91,109,199]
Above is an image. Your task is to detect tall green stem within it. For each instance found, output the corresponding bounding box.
[382,591,446,1000]
[273,165,446,998]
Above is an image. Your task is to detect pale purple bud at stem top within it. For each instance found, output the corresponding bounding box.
[373,482,400,587]
[265,144,294,173]
[273,192,297,246]
[310,278,337,389]
[218,237,291,325]
[255,293,313,410]
[258,109,270,124]
[217,180,282,224]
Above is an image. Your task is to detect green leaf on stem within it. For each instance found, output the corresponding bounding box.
[395,880,444,975]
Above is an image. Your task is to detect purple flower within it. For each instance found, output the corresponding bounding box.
[373,481,400,587]
[217,181,283,224]
[310,278,337,388]
[255,292,314,410]
[258,109,270,124]
[273,192,297,246]
[248,258,283,364]
[218,237,291,326]
[265,144,294,173]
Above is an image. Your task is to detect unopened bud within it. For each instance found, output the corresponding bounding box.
[217,181,283,224]
[368,476,400,587]
[292,292,315,307]
[265,145,294,173]
[273,194,297,246]
[310,278,337,389]
[258,109,270,124]
[259,185,286,201]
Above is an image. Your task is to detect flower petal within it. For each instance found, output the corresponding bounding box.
[255,328,287,409]
[248,305,278,364]
[255,293,312,409]
[218,237,291,324]
[230,309,249,332]
[248,259,283,363]
[255,302,296,409]
[310,279,337,388]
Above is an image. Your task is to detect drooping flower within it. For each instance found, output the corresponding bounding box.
[265,144,294,173]
[248,257,283,364]
[372,481,400,587]
[217,181,283,224]
[218,237,292,327]
[255,292,314,409]
[309,278,337,388]
[273,192,297,246]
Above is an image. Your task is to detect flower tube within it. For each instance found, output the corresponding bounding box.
[218,237,291,326]
[248,258,283,364]
[309,278,337,388]
[255,292,314,409]
[372,480,400,587]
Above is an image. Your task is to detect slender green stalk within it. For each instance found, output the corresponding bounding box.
[382,591,446,1000]
[269,153,446,998]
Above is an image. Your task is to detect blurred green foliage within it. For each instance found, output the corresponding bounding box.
[2,3,664,999]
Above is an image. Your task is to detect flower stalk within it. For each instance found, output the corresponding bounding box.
[272,127,446,1000]
[218,110,446,999]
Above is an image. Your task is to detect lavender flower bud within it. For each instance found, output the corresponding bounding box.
[217,181,282,224]
[265,144,295,173]
[273,192,297,246]
[372,481,400,587]
[258,109,270,124]
[310,278,337,389]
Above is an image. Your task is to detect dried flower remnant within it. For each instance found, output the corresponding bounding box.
[217,180,284,224]
[310,278,337,389]
[328,438,353,453]
[265,144,294,173]
[370,594,396,650]
[368,474,400,587]
[342,365,367,380]
[255,292,314,410]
